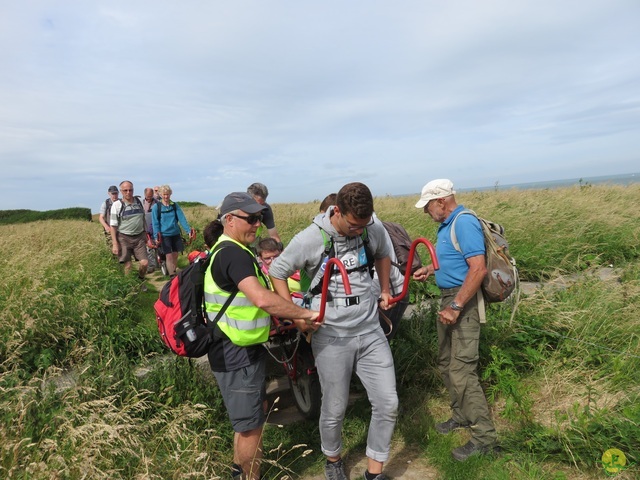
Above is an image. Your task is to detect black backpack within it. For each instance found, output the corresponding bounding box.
[381,221,423,275]
[104,198,114,224]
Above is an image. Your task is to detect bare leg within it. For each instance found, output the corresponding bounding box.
[166,252,179,275]
[234,427,263,480]
[138,259,148,279]
[368,458,384,475]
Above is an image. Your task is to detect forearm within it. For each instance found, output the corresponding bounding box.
[271,277,292,301]
[374,257,392,295]
[254,289,312,320]
[267,228,281,243]
[110,226,119,245]
[454,256,486,307]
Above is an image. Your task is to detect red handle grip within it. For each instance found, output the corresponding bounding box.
[388,237,439,305]
[316,257,352,323]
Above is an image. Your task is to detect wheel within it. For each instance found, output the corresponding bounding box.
[160,259,168,276]
[156,250,168,276]
[288,344,321,419]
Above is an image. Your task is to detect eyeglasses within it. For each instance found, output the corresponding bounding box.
[229,213,263,225]
[260,253,280,263]
[121,189,132,192]
[343,216,374,232]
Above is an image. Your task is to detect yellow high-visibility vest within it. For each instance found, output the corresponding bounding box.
[204,235,271,346]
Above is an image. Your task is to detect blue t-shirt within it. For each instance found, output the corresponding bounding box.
[434,205,485,289]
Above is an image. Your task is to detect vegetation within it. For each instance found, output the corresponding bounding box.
[0,207,92,225]
[1,184,638,479]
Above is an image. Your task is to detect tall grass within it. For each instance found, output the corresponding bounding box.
[1,184,639,479]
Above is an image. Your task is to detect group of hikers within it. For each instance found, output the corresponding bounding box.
[98,181,193,288]
[99,178,499,480]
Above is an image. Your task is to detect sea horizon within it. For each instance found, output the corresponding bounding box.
[459,172,640,193]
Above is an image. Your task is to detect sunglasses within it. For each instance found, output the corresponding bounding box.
[229,213,263,225]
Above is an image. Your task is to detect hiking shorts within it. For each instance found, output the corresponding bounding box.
[160,234,184,254]
[117,231,148,264]
[213,358,266,433]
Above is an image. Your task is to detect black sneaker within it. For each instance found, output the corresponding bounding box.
[451,440,501,462]
[325,458,348,480]
[363,471,391,480]
[435,418,469,434]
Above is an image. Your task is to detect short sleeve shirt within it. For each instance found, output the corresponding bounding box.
[110,198,145,236]
[207,242,266,372]
[261,203,276,229]
[434,205,485,289]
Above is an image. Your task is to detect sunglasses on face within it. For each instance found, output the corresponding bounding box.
[229,213,263,225]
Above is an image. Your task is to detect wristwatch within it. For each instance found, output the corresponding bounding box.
[450,301,464,312]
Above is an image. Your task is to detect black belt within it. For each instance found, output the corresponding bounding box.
[328,296,361,307]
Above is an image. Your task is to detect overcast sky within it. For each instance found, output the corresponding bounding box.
[1,0,639,212]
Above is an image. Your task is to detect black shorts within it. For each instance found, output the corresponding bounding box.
[160,234,184,254]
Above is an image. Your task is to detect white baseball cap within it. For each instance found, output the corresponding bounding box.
[415,179,456,208]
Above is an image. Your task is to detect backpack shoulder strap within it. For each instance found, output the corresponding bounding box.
[304,226,334,296]
[449,209,476,253]
[361,227,375,277]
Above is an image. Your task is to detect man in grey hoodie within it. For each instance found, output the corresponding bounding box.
[270,182,398,480]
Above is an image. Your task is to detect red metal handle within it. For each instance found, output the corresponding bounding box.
[316,257,352,323]
[388,237,439,305]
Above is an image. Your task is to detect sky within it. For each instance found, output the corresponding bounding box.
[1,0,639,212]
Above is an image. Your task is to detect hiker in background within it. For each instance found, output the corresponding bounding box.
[203,220,217,250]
[256,237,303,304]
[255,237,282,276]
[99,185,119,249]
[153,185,161,202]
[143,187,159,273]
[110,180,148,286]
[270,182,398,480]
[247,182,281,243]
[413,178,499,461]
[319,193,337,214]
[370,213,409,341]
[151,185,192,277]
[204,192,320,480]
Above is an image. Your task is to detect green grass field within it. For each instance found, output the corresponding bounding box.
[1,184,638,479]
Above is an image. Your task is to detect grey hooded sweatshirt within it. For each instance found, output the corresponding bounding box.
[269,207,393,337]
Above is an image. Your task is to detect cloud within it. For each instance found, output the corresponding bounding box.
[0,0,638,211]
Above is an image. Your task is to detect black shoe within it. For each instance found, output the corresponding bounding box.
[451,440,501,462]
[435,418,469,434]
[364,471,391,480]
[325,458,348,480]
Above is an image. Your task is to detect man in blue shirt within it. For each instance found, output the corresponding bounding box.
[412,179,499,461]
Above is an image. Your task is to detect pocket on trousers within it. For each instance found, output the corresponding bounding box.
[453,320,480,364]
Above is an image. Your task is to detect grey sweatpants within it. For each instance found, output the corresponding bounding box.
[312,328,398,462]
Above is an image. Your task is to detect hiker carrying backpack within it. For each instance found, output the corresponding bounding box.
[154,244,237,357]
[450,209,518,303]
[450,209,519,324]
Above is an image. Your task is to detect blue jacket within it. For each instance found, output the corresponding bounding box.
[151,201,190,240]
